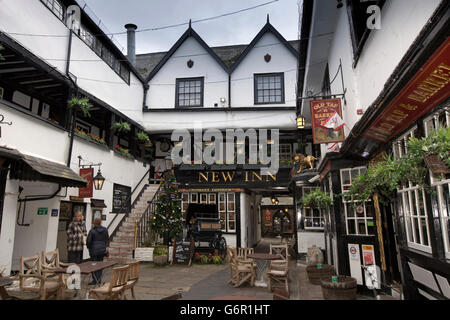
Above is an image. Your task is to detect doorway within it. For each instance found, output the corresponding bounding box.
[56,201,87,262]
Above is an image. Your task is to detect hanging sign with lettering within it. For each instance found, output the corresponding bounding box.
[310,98,345,145]
[364,37,450,142]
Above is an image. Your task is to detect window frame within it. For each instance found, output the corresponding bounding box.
[302,187,325,230]
[340,166,376,236]
[254,73,285,105]
[394,127,433,253]
[346,0,386,67]
[175,77,205,108]
[423,107,450,259]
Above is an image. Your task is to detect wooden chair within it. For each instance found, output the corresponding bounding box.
[237,248,254,262]
[122,261,140,300]
[229,250,255,288]
[41,249,74,289]
[273,288,290,300]
[19,254,63,300]
[89,265,129,300]
[270,244,289,262]
[267,260,289,296]
[227,246,238,285]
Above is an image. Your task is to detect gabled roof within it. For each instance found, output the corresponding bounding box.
[229,20,299,73]
[145,26,230,83]
[136,40,299,79]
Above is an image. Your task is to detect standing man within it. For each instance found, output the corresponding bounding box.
[67,211,87,264]
[86,218,109,285]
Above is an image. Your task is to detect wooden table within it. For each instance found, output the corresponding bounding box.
[53,260,118,300]
[247,253,282,288]
[0,278,14,300]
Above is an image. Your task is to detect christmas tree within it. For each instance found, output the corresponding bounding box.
[150,171,183,245]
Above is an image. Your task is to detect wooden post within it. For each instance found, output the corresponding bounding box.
[171,238,176,265]
[188,237,195,267]
[373,192,387,271]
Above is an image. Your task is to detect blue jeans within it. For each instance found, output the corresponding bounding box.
[91,254,104,283]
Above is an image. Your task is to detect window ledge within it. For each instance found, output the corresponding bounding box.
[144,106,296,112]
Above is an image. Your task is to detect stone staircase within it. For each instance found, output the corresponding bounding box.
[107,184,160,263]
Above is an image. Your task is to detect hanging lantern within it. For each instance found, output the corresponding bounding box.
[93,168,105,190]
[297,115,306,129]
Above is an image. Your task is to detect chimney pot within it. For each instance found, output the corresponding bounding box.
[125,24,137,66]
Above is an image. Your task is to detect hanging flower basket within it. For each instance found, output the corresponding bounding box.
[424,154,450,175]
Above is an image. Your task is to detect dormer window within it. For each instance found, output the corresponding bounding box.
[176,77,204,108]
[254,73,285,105]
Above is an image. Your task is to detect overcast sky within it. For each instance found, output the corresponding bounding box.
[83,0,301,54]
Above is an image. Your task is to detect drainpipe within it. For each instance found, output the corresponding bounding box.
[143,84,149,110]
[17,185,63,227]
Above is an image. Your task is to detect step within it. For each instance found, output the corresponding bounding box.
[109,242,134,249]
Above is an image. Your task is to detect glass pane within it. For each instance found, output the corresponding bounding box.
[406,218,414,243]
[421,218,429,246]
[313,209,320,218]
[358,220,367,235]
[228,193,235,201]
[351,169,360,181]
[347,219,356,235]
[305,218,312,228]
[414,217,421,244]
[229,221,235,231]
[346,203,355,217]
[342,170,351,187]
[367,221,375,235]
[229,212,235,220]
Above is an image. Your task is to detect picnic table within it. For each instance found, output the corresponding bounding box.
[247,253,282,288]
[53,260,118,300]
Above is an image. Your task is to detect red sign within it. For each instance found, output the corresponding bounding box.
[310,98,345,144]
[364,37,450,142]
[79,168,94,198]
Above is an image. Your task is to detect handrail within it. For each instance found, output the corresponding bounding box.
[134,182,164,249]
[107,168,150,237]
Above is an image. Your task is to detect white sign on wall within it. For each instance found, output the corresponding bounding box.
[348,244,363,285]
[362,245,380,289]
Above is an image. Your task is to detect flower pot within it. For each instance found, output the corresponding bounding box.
[320,276,357,300]
[153,255,168,266]
[424,154,450,175]
[306,264,336,285]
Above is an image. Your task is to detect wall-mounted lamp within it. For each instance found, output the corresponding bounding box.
[78,156,106,191]
[93,169,105,190]
[297,115,306,129]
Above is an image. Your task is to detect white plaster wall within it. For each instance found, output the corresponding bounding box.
[12,182,62,271]
[69,36,144,125]
[147,36,229,109]
[0,180,19,275]
[231,32,298,108]
[297,232,325,254]
[0,101,148,270]
[0,0,70,75]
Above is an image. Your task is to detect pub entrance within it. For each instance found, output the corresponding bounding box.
[56,201,87,262]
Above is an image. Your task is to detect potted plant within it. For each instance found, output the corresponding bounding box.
[68,97,92,118]
[408,127,450,176]
[114,145,133,159]
[137,131,152,147]
[346,154,427,205]
[300,190,332,209]
[112,121,131,134]
[153,245,168,266]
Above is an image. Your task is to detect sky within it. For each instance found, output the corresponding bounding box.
[82,0,301,54]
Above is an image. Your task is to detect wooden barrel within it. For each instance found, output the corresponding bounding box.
[320,276,357,300]
[306,264,335,285]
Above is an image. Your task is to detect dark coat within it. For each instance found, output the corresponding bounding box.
[87,225,109,257]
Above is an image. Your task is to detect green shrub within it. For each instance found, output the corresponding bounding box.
[153,246,168,256]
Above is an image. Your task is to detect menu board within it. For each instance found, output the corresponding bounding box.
[173,238,191,265]
[112,183,131,213]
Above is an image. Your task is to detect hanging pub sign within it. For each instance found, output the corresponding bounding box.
[79,168,94,198]
[364,37,450,142]
[310,98,345,145]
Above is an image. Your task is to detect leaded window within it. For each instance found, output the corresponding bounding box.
[254,73,284,104]
[176,78,204,108]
